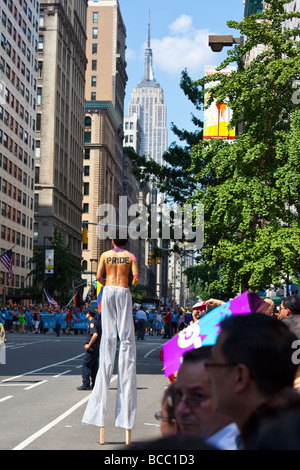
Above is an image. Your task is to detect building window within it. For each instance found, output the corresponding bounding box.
[83,203,89,213]
[93,12,98,23]
[91,76,97,87]
[85,116,92,127]
[92,28,98,39]
[84,166,90,176]
[38,36,44,51]
[92,60,97,70]
[92,44,98,54]
[91,92,96,101]
[84,183,89,196]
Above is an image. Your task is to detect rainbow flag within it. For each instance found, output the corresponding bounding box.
[8,299,14,308]
[68,292,77,308]
[72,292,77,307]
[97,282,104,314]
[71,305,80,321]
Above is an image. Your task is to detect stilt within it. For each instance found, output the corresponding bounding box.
[126,429,131,446]
[100,427,105,445]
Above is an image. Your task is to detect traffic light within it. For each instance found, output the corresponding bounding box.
[82,222,88,244]
[155,256,161,265]
[148,253,154,265]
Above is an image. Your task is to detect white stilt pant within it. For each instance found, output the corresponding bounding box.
[82,286,137,429]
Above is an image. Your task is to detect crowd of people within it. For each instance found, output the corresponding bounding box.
[144,293,300,450]
[2,292,300,450]
[0,303,90,336]
[0,301,204,339]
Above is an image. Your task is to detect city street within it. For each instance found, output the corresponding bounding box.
[0,331,170,451]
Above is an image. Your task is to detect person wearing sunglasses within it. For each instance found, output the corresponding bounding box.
[207,313,298,449]
[173,346,239,450]
[154,383,179,438]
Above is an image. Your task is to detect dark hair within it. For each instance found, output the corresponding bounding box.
[113,229,128,247]
[219,314,298,397]
[182,345,213,364]
[282,295,300,315]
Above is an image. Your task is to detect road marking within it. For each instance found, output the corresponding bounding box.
[24,380,48,390]
[12,374,118,451]
[0,353,85,384]
[53,370,71,377]
[144,345,161,359]
[12,394,91,450]
[0,396,13,403]
[0,383,29,386]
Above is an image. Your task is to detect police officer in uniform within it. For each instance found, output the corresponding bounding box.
[77,308,101,390]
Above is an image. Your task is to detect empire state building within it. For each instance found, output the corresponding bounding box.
[128,17,168,165]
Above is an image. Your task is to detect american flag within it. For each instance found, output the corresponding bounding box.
[0,248,13,282]
[44,290,60,310]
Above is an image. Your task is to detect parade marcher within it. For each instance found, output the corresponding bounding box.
[82,233,139,446]
[155,310,163,335]
[171,310,179,336]
[65,308,74,335]
[18,309,26,334]
[148,309,156,336]
[163,310,172,339]
[77,309,101,391]
[135,306,147,340]
[54,310,64,337]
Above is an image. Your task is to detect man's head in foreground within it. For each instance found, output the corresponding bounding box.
[207,313,298,431]
[174,346,232,438]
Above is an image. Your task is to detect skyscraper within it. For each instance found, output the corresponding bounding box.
[34,0,87,265]
[0,0,39,300]
[127,15,168,299]
[128,15,167,165]
[82,0,127,291]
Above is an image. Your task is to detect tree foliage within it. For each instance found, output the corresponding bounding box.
[27,230,82,304]
[127,0,300,299]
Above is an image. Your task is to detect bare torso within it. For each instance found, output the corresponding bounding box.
[97,247,138,289]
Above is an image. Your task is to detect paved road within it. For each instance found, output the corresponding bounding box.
[0,331,171,451]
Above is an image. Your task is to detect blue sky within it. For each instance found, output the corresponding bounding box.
[119,0,245,146]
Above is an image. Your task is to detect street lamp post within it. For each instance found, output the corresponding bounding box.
[42,236,53,303]
[208,34,243,52]
[90,258,97,292]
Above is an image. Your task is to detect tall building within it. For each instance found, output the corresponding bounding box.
[128,16,167,166]
[34,0,87,266]
[123,115,148,286]
[244,0,263,16]
[82,0,127,291]
[0,0,40,302]
[127,15,168,300]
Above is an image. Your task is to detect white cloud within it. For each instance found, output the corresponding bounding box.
[148,15,217,76]
[126,48,136,60]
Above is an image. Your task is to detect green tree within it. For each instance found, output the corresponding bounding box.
[189,0,300,295]
[127,0,300,298]
[27,230,82,304]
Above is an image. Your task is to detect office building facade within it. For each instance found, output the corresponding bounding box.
[34,0,87,264]
[0,0,40,301]
[82,0,127,290]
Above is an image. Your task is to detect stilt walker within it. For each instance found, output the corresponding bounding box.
[82,234,139,445]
